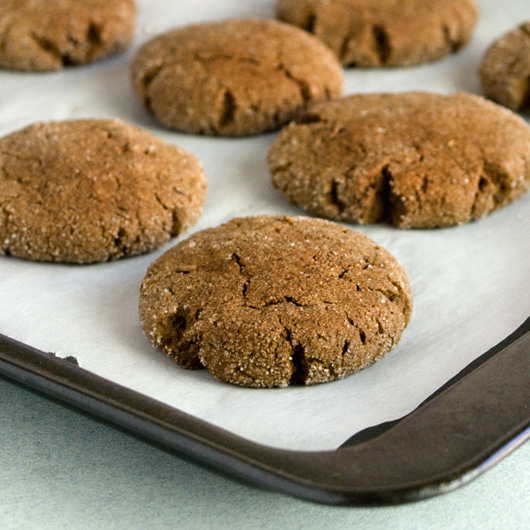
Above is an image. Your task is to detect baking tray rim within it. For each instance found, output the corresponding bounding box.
[1,316,529,507]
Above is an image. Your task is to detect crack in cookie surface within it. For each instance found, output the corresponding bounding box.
[0,119,206,262]
[0,0,136,71]
[131,18,343,136]
[139,215,412,388]
[268,92,530,228]
[277,0,478,67]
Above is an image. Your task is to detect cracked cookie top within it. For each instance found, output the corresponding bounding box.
[0,119,206,263]
[131,17,343,136]
[268,92,530,228]
[480,21,530,111]
[139,215,412,388]
[277,0,478,67]
[0,0,136,71]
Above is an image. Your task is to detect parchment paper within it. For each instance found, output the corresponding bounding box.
[0,0,528,451]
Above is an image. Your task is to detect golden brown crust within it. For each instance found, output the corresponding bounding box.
[277,0,478,66]
[480,21,530,111]
[0,0,137,71]
[268,92,530,228]
[0,119,207,263]
[139,215,412,388]
[131,18,343,136]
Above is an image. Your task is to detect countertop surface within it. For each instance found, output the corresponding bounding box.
[1,376,529,529]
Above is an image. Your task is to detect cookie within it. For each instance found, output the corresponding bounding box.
[0,119,206,263]
[139,215,412,388]
[0,0,136,71]
[277,0,478,67]
[268,92,530,228]
[480,21,530,111]
[131,18,343,136]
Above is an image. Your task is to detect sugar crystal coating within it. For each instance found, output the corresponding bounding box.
[0,0,137,71]
[139,215,412,388]
[0,119,207,263]
[268,92,530,228]
[131,18,343,136]
[480,21,530,111]
[277,0,478,67]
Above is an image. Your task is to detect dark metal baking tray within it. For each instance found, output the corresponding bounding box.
[1,316,528,506]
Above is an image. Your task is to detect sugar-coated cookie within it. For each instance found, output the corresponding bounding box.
[139,215,412,388]
[268,92,530,228]
[277,0,478,67]
[131,18,343,136]
[480,21,530,111]
[0,0,136,71]
[0,119,206,263]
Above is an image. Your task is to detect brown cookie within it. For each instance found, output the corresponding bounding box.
[139,215,412,388]
[131,18,343,136]
[268,92,530,228]
[480,21,530,111]
[0,0,136,71]
[277,0,478,67]
[0,119,207,263]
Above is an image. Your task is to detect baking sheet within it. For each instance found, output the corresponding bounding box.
[0,0,528,452]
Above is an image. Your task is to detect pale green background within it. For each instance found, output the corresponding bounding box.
[1,377,529,529]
